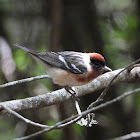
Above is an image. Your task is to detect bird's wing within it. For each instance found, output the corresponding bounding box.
[37,51,88,74]
[15,44,88,74]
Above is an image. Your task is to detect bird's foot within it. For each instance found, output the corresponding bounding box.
[65,86,80,101]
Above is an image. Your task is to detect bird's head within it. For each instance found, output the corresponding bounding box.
[89,53,112,73]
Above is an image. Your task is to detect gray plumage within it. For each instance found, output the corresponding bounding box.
[14,44,88,74]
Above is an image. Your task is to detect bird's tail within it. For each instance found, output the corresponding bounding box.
[14,43,38,56]
[14,43,31,52]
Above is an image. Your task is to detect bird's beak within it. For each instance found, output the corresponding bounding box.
[102,66,112,73]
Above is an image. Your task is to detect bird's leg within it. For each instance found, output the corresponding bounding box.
[65,86,76,96]
[64,86,79,101]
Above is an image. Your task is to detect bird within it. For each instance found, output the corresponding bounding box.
[15,44,112,95]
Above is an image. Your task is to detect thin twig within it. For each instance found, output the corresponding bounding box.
[0,75,50,88]
[98,58,140,101]
[127,64,140,72]
[0,105,49,128]
[75,100,86,125]
[14,115,83,140]
[15,88,140,140]
[14,124,60,140]
[88,58,140,109]
[111,132,140,140]
[87,58,140,125]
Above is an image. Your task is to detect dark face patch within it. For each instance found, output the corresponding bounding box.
[90,58,105,71]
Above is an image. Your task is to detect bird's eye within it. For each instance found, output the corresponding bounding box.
[90,58,105,70]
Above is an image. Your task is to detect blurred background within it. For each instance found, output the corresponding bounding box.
[0,0,140,140]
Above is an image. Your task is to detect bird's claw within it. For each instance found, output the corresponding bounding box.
[65,86,80,101]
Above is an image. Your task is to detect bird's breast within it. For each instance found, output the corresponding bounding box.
[74,70,102,85]
[49,68,102,87]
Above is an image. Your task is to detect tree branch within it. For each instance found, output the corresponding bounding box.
[0,66,139,115]
[14,88,140,140]
[0,75,50,88]
[87,59,140,109]
[111,132,140,140]
[1,105,49,128]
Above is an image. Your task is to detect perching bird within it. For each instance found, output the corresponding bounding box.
[15,44,112,94]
